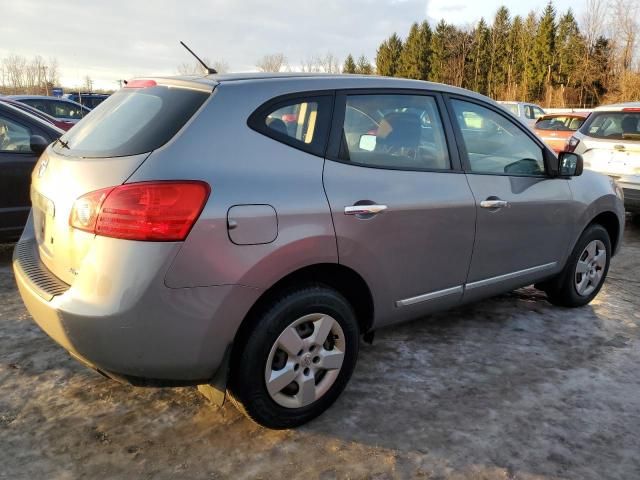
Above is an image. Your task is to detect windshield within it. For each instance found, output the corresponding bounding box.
[536,115,586,131]
[53,85,210,158]
[581,112,640,141]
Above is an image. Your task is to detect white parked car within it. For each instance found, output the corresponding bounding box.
[498,101,546,128]
[568,102,640,215]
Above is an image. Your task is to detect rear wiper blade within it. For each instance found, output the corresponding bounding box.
[56,138,70,149]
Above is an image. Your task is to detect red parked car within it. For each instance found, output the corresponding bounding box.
[533,112,590,153]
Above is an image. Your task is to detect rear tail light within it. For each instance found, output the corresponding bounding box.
[70,181,210,241]
[566,136,580,152]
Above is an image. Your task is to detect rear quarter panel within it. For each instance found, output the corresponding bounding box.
[126,81,338,289]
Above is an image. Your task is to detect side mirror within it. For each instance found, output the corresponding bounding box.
[358,134,376,152]
[558,151,583,177]
[30,135,49,155]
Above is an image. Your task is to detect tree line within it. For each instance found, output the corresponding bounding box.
[362,0,639,107]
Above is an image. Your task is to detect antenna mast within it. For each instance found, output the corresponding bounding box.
[179,41,217,75]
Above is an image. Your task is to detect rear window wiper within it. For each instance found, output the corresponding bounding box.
[56,138,70,149]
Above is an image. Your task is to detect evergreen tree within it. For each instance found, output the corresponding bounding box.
[469,18,491,94]
[521,11,539,100]
[342,54,357,74]
[376,33,403,76]
[429,20,453,83]
[505,15,524,99]
[398,21,432,80]
[355,55,373,74]
[555,9,584,88]
[488,6,511,98]
[528,2,556,99]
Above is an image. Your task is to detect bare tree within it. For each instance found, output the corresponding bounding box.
[177,58,229,75]
[609,0,639,71]
[256,53,287,72]
[1,54,60,95]
[317,53,340,73]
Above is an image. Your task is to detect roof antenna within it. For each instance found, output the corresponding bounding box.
[179,41,217,75]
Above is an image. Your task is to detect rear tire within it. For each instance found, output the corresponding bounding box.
[544,224,611,308]
[228,285,359,429]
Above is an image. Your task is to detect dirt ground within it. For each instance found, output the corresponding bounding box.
[1,222,639,480]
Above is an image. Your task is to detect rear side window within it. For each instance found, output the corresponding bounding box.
[504,104,519,116]
[249,95,333,157]
[582,112,640,141]
[53,85,210,158]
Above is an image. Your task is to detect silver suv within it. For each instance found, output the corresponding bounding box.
[568,102,640,214]
[13,74,624,428]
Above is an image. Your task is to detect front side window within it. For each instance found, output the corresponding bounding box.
[340,94,450,170]
[582,112,640,141]
[451,99,545,176]
[51,101,84,119]
[0,115,32,153]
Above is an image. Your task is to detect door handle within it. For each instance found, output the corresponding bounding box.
[344,204,388,215]
[480,199,509,209]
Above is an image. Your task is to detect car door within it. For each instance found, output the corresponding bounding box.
[446,96,574,301]
[323,91,476,327]
[0,110,42,238]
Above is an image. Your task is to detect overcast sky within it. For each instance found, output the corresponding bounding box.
[1,0,577,90]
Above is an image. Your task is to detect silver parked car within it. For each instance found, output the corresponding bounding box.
[567,102,640,214]
[13,74,624,428]
[498,101,546,128]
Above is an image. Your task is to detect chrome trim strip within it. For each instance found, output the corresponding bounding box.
[465,262,558,291]
[396,285,464,307]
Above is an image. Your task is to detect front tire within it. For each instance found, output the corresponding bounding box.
[228,285,359,429]
[544,224,611,307]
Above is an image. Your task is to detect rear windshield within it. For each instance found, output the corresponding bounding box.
[536,115,585,131]
[581,112,640,141]
[53,85,210,157]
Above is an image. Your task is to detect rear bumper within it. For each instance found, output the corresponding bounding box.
[13,238,259,384]
[619,181,640,212]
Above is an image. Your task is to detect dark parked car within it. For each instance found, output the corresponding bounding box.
[8,95,91,124]
[0,101,63,241]
[0,98,74,131]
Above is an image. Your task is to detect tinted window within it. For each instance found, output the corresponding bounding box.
[0,115,32,152]
[452,99,544,176]
[340,94,450,170]
[250,95,332,156]
[21,99,49,115]
[536,116,585,131]
[582,112,640,141]
[53,85,209,158]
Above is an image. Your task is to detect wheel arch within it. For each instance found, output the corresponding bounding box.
[231,263,374,361]
[588,210,621,255]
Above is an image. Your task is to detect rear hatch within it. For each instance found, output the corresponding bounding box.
[580,111,640,177]
[29,79,213,285]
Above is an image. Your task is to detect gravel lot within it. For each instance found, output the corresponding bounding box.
[1,222,639,480]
